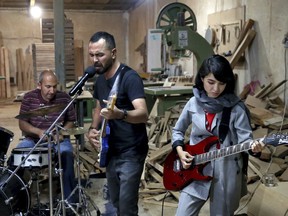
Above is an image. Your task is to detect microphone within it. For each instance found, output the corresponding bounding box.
[69,66,96,96]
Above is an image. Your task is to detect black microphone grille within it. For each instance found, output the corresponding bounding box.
[85,66,96,78]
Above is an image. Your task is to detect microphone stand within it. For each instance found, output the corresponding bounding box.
[1,87,83,216]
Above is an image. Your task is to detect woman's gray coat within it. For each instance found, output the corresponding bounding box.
[172,96,253,214]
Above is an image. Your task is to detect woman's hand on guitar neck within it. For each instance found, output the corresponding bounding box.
[87,128,100,149]
[251,139,265,153]
[176,146,194,169]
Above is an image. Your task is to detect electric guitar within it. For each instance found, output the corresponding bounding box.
[98,94,117,167]
[163,133,288,191]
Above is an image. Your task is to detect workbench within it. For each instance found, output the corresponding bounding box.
[144,86,193,116]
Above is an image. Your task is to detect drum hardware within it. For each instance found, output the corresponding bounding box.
[15,104,67,119]
[56,134,101,216]
[10,147,51,169]
[0,127,14,166]
[0,167,31,215]
[28,169,50,216]
[9,95,78,216]
[60,127,88,136]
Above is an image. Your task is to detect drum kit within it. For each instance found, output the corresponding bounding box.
[0,103,101,216]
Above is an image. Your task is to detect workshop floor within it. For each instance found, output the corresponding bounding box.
[0,98,252,216]
[0,98,179,216]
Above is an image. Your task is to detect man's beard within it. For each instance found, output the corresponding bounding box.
[95,60,113,75]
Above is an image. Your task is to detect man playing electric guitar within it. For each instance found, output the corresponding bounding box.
[87,31,149,216]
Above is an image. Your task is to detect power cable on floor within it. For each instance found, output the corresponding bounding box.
[235,146,276,215]
[161,191,170,216]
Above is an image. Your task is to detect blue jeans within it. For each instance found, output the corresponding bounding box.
[16,138,76,201]
[106,153,146,216]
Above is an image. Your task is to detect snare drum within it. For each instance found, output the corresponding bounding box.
[0,127,14,161]
[11,147,50,168]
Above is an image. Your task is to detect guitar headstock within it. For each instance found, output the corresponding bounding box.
[107,94,117,111]
[263,133,288,146]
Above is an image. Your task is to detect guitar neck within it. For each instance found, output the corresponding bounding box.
[194,133,288,165]
[194,139,253,165]
[100,119,108,137]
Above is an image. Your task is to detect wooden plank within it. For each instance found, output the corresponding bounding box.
[148,144,171,162]
[3,47,11,98]
[245,95,267,108]
[168,191,180,200]
[79,151,105,172]
[279,168,288,181]
[139,188,167,194]
[0,31,3,46]
[146,183,165,189]
[0,47,5,98]
[147,161,163,173]
[230,29,256,68]
[259,80,287,99]
[16,49,23,90]
[254,82,272,98]
[233,19,255,54]
[149,169,163,183]
[249,107,273,120]
[74,40,84,81]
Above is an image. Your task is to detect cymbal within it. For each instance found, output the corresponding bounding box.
[60,127,88,135]
[15,104,66,119]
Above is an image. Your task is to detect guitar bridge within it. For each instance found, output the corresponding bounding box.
[173,159,182,172]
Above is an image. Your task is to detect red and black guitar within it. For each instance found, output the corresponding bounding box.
[163,134,288,191]
[98,94,117,167]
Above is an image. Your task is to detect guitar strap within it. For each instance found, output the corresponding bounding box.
[218,106,232,144]
[218,104,251,175]
[109,64,131,97]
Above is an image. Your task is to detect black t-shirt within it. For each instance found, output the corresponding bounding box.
[93,64,148,157]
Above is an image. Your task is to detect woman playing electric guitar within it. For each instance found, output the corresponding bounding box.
[171,54,264,216]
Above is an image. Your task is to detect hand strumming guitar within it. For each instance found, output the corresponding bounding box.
[176,146,194,169]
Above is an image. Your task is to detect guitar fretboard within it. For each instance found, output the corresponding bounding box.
[194,140,252,165]
[194,133,288,165]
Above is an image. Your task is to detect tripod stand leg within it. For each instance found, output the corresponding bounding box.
[65,135,101,216]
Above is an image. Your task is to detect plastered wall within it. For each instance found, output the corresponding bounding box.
[0,0,287,99]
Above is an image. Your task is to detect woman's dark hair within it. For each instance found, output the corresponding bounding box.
[194,54,235,94]
[89,31,116,50]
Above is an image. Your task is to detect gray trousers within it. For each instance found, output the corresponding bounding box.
[176,191,235,216]
[106,153,146,216]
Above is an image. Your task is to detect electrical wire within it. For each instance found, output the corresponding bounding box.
[234,147,276,215]
[161,191,170,216]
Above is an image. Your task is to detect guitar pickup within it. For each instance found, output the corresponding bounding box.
[173,159,182,172]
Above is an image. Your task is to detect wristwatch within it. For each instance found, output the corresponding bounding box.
[122,109,128,120]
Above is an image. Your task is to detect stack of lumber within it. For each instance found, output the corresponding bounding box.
[32,43,55,82]
[16,48,34,91]
[1,46,34,97]
[40,18,76,82]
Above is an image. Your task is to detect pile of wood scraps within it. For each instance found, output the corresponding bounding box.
[140,101,188,207]
[244,79,288,129]
[141,98,288,207]
[73,141,106,180]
